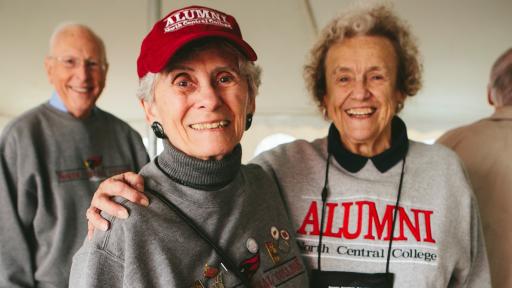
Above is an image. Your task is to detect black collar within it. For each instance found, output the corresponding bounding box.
[328,116,409,173]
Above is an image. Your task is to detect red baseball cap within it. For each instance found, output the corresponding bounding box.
[137,5,257,78]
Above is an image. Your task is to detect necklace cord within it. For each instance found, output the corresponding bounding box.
[317,153,331,271]
[317,152,407,275]
[386,157,406,273]
[150,163,251,287]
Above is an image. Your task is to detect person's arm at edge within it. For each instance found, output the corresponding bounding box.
[0,133,35,287]
[465,193,492,287]
[446,149,491,287]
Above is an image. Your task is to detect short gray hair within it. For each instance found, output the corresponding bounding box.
[48,22,107,63]
[136,39,261,103]
[490,48,512,80]
[490,48,512,106]
[491,64,512,107]
[136,72,158,102]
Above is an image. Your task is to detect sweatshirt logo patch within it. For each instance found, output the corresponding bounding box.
[56,155,131,183]
[253,256,305,287]
[83,156,104,181]
[296,199,439,265]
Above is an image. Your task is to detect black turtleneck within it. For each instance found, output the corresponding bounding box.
[155,141,242,190]
[327,116,409,173]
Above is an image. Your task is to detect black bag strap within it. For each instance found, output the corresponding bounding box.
[147,188,251,287]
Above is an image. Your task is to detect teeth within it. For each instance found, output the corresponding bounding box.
[190,120,229,130]
[71,87,89,93]
[346,108,375,116]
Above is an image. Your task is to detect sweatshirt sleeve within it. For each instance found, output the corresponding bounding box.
[465,194,491,287]
[68,244,125,288]
[0,130,36,287]
[441,147,491,287]
[447,150,491,287]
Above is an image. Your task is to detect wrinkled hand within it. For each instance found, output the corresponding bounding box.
[86,172,148,240]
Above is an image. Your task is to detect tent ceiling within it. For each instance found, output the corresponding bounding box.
[1,0,511,136]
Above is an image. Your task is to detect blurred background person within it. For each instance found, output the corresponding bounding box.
[70,6,307,287]
[437,47,512,288]
[0,23,148,287]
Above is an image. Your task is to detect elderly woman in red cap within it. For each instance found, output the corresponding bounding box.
[68,6,307,287]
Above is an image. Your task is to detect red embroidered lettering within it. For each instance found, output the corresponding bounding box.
[342,202,363,239]
[298,199,436,244]
[419,209,436,243]
[297,201,320,236]
[323,202,342,237]
[364,202,394,240]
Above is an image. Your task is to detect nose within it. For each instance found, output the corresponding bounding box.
[196,82,222,111]
[74,62,91,81]
[351,78,370,100]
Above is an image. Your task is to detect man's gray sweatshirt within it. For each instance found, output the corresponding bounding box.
[0,103,149,287]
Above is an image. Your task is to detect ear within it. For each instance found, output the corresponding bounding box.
[247,94,256,115]
[140,99,159,124]
[487,85,495,106]
[103,63,109,76]
[321,95,330,120]
[395,91,406,112]
[396,91,406,103]
[44,56,54,85]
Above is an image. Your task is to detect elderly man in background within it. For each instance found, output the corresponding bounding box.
[437,48,512,288]
[0,23,148,287]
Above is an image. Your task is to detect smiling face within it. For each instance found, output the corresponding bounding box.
[323,35,404,156]
[142,45,254,160]
[44,27,107,119]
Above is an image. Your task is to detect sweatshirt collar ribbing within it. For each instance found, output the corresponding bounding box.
[328,116,409,173]
[156,141,241,190]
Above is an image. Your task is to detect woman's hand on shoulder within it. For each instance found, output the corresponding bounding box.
[86,172,148,240]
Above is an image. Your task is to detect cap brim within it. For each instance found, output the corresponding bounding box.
[143,31,257,77]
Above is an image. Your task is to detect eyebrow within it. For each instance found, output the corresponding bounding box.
[332,65,386,74]
[166,65,239,74]
[367,66,385,73]
[166,65,194,73]
[332,67,351,74]
[212,66,240,75]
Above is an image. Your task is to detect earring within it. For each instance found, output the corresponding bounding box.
[245,114,253,131]
[151,121,166,139]
[397,102,404,112]
[322,107,328,119]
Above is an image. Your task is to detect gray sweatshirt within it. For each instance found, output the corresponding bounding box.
[252,120,490,287]
[0,103,149,288]
[69,143,308,287]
